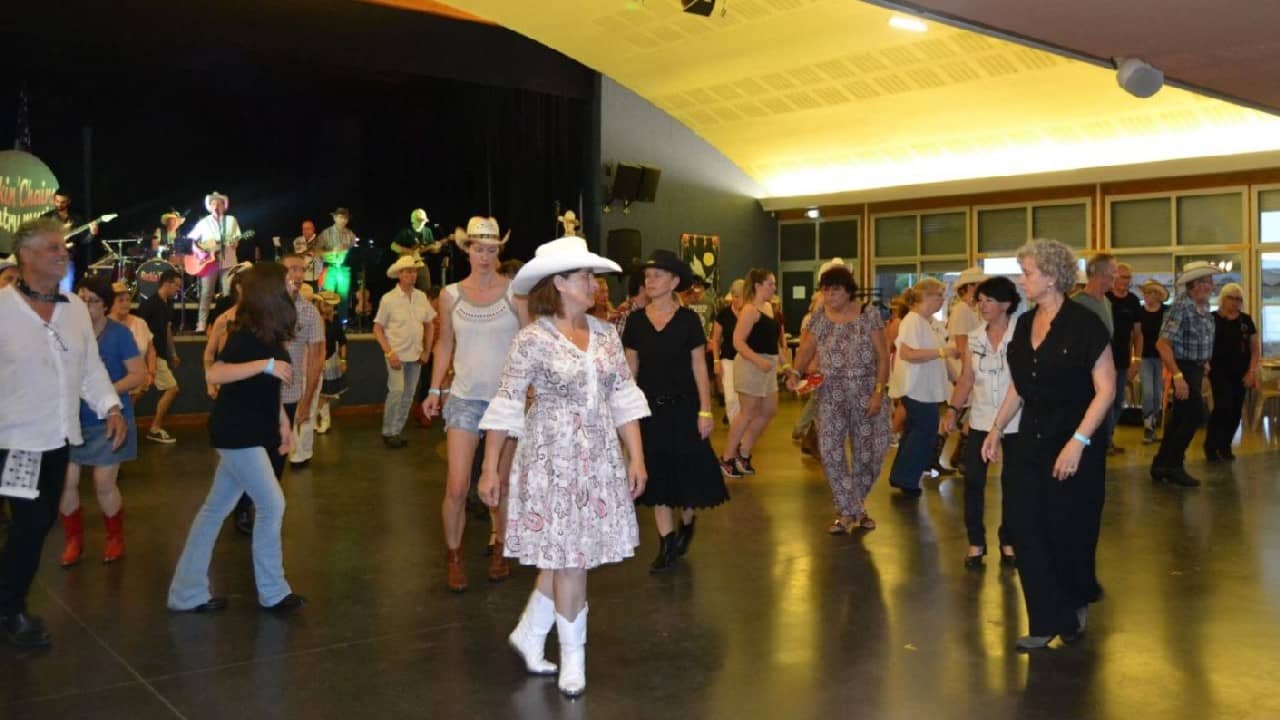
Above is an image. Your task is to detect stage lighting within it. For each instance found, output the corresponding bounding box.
[682,0,715,17]
[1115,58,1163,99]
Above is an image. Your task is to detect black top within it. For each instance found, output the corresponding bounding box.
[1008,300,1111,447]
[743,308,781,355]
[208,329,290,450]
[1139,305,1167,358]
[135,294,173,361]
[209,295,236,330]
[324,316,347,360]
[1106,291,1143,370]
[1210,311,1257,380]
[622,307,705,399]
[715,306,738,361]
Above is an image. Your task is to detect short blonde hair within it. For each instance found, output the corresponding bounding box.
[1016,238,1077,296]
[729,278,745,299]
[901,277,945,308]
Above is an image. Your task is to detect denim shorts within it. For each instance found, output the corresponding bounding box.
[443,395,489,435]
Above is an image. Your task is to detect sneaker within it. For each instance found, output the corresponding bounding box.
[718,457,743,478]
[736,456,756,475]
[147,429,176,444]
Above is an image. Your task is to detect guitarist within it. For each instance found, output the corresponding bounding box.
[318,207,358,325]
[184,191,242,333]
[40,189,99,289]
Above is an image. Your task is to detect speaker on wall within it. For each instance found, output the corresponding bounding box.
[636,166,661,202]
[610,163,643,204]
[605,228,643,269]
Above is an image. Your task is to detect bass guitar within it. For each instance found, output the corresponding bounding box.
[183,230,255,276]
[62,214,119,247]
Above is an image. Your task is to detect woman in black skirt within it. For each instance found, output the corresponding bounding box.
[623,250,729,572]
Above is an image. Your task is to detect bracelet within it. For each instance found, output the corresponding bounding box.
[947,404,963,414]
[1072,432,1091,446]
[1172,372,1184,380]
[937,348,946,360]
[697,411,713,419]
[264,357,275,376]
[384,351,393,358]
[428,388,442,396]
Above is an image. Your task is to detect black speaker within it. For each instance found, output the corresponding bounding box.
[637,166,661,202]
[606,228,643,269]
[610,163,643,204]
[683,0,715,17]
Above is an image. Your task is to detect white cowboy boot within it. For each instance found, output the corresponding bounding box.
[555,605,588,698]
[508,591,557,675]
[316,403,331,434]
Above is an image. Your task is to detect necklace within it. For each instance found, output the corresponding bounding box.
[16,279,67,303]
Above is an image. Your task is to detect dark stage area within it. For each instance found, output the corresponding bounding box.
[2,404,1278,719]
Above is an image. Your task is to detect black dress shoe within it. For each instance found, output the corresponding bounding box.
[963,553,985,569]
[1166,468,1202,487]
[675,517,696,557]
[649,533,678,573]
[289,459,310,470]
[382,434,407,449]
[174,597,229,614]
[1,612,51,648]
[234,508,254,536]
[264,593,305,613]
[1221,448,1236,461]
[1000,552,1017,568]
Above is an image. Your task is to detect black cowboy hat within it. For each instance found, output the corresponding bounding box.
[643,249,694,292]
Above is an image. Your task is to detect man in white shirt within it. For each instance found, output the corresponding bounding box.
[185,191,243,332]
[0,218,124,648]
[374,255,436,448]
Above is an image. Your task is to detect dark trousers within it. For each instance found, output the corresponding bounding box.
[963,429,1014,549]
[1007,435,1105,637]
[235,402,295,515]
[888,397,939,491]
[1152,361,1205,470]
[1205,373,1246,454]
[0,446,70,615]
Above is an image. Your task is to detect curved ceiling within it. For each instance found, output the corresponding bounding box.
[372,0,1280,201]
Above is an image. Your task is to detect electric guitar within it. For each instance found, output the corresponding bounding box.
[183,230,255,276]
[61,214,118,247]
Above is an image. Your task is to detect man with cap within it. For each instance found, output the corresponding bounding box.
[1137,279,1170,443]
[374,255,436,448]
[318,208,358,325]
[1151,261,1217,487]
[185,192,243,332]
[151,210,185,258]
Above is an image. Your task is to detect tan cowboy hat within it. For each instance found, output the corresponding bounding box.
[386,254,425,278]
[459,216,509,250]
[318,290,341,305]
[955,265,987,288]
[204,192,229,212]
[160,209,184,224]
[818,257,846,278]
[1174,261,1218,288]
[511,236,621,295]
[1140,278,1169,302]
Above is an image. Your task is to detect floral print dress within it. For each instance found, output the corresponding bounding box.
[479,315,651,569]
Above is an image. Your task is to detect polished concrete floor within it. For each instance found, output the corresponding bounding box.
[3,399,1279,720]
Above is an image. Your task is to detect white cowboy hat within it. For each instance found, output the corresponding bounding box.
[955,265,986,288]
[1140,278,1169,302]
[459,216,508,250]
[227,261,253,276]
[511,235,622,295]
[817,257,846,278]
[386,254,425,279]
[204,192,229,212]
[1075,268,1088,286]
[0,254,15,272]
[1174,261,1218,289]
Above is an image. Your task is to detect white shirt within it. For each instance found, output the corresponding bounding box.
[966,317,1022,433]
[186,214,243,269]
[0,287,121,451]
[122,314,154,361]
[889,310,950,403]
[375,286,437,362]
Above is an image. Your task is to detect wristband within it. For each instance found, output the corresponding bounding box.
[265,357,275,376]
[1072,432,1091,446]
[1173,372,1184,380]
[428,388,442,396]
[384,351,393,358]
[697,411,713,419]
[937,348,946,360]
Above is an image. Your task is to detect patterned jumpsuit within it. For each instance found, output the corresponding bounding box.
[809,308,892,518]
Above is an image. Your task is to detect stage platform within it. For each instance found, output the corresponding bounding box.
[2,403,1279,719]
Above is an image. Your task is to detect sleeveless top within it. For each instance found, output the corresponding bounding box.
[745,306,780,355]
[446,281,520,401]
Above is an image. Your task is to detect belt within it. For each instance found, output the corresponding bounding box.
[650,394,692,406]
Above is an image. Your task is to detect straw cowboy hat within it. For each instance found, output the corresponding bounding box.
[817,257,846,278]
[386,254,425,278]
[204,192,229,212]
[459,216,509,251]
[159,209,184,224]
[1140,278,1169,302]
[1174,260,1218,289]
[511,235,621,295]
[955,265,987,288]
[318,291,341,305]
[0,255,15,272]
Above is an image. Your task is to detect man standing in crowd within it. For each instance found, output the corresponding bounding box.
[1151,261,1217,487]
[1106,262,1143,454]
[1072,253,1116,445]
[282,254,326,469]
[40,189,99,289]
[318,208,357,325]
[137,269,183,445]
[0,218,125,648]
[374,255,436,448]
[185,192,242,332]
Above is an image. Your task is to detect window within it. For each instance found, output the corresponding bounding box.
[921,213,965,255]
[1033,204,1088,248]
[1177,193,1242,246]
[1260,190,1280,244]
[1261,252,1280,357]
[1111,197,1172,248]
[977,208,1026,253]
[780,223,816,262]
[874,216,916,257]
[977,202,1088,253]
[872,209,968,307]
[818,220,858,260]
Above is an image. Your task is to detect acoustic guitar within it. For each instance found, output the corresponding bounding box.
[183,230,255,276]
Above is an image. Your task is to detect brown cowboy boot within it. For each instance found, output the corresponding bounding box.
[488,541,511,582]
[445,547,468,592]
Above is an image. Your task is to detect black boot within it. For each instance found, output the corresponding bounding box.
[234,495,254,536]
[649,532,678,573]
[675,517,697,557]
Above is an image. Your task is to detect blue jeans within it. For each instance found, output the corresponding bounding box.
[1139,357,1163,420]
[382,360,422,437]
[168,447,291,609]
[888,397,939,491]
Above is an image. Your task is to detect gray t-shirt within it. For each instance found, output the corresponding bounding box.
[1072,292,1114,336]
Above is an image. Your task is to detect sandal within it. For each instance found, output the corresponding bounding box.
[827,517,855,535]
[855,514,877,530]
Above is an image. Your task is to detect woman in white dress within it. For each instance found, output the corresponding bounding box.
[477,235,650,699]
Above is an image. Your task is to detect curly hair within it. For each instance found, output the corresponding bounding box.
[1016,238,1077,296]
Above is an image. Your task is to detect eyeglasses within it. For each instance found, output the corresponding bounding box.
[972,340,1005,375]
[44,323,68,352]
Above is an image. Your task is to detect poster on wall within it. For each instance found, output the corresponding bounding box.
[0,150,58,253]
[679,233,720,296]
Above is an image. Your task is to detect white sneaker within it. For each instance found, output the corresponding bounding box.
[147,429,177,444]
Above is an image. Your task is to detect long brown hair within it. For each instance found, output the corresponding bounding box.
[743,268,773,302]
[231,263,297,346]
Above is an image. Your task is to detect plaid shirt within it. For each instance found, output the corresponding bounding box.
[1159,292,1214,362]
[283,294,325,403]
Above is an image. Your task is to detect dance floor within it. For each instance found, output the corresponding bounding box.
[3,399,1279,719]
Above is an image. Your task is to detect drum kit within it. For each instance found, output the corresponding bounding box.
[87,237,197,300]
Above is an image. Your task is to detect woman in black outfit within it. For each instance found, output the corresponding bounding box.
[167,263,305,613]
[1137,279,1169,444]
[982,239,1115,651]
[1204,282,1260,460]
[623,250,729,572]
